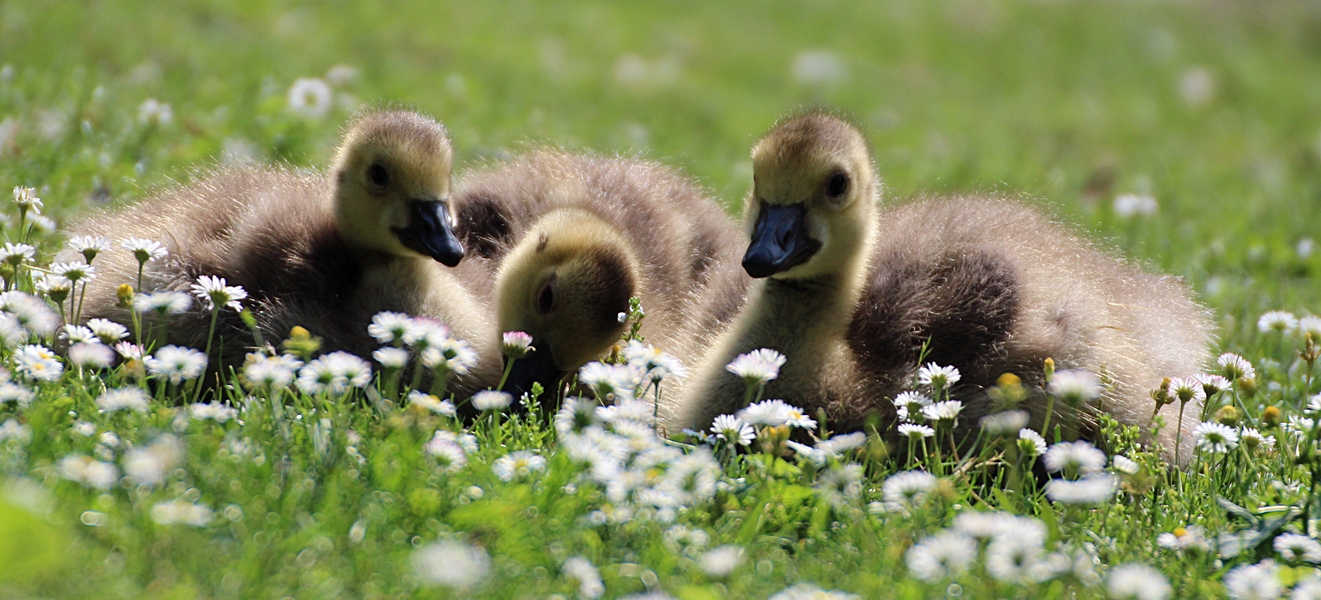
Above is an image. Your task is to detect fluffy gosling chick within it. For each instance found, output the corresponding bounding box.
[62,110,499,395]
[451,150,749,397]
[672,112,1212,462]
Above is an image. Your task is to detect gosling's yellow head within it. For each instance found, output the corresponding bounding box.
[331,110,464,266]
[742,112,878,280]
[495,209,638,395]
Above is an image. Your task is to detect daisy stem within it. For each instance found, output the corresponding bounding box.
[429,366,450,400]
[409,352,425,393]
[496,358,515,392]
[195,307,220,403]
[74,280,88,325]
[1041,393,1056,439]
[1174,400,1188,468]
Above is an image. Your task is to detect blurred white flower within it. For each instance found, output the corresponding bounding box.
[150,500,213,527]
[562,555,605,599]
[1107,563,1171,600]
[1274,533,1321,564]
[373,346,410,369]
[1045,474,1117,504]
[492,451,546,482]
[411,540,490,590]
[368,311,414,345]
[898,423,935,439]
[768,584,859,600]
[921,400,963,424]
[1112,455,1140,475]
[14,344,62,382]
[58,454,119,489]
[122,238,168,263]
[1044,440,1107,476]
[1113,193,1158,218]
[1223,559,1280,600]
[879,470,937,512]
[1178,67,1215,107]
[137,98,173,126]
[407,391,456,417]
[699,545,744,578]
[1048,369,1101,402]
[96,387,149,413]
[906,530,977,581]
[133,291,193,315]
[472,390,513,411]
[288,78,333,119]
[122,436,182,485]
[1217,352,1256,381]
[188,402,237,423]
[791,49,847,86]
[1258,311,1298,334]
[145,345,208,385]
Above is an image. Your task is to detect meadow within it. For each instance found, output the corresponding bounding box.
[1,1,1320,598]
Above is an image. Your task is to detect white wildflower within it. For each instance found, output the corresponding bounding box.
[1045,474,1117,504]
[287,78,333,119]
[562,555,605,599]
[86,318,129,343]
[1113,193,1158,218]
[725,348,786,386]
[58,454,119,490]
[492,451,546,482]
[1195,421,1240,454]
[407,391,456,417]
[372,346,410,369]
[699,545,744,578]
[920,400,963,423]
[133,291,193,314]
[368,312,413,345]
[96,387,149,413]
[137,98,173,126]
[1223,559,1281,600]
[917,363,961,390]
[1274,533,1321,564]
[1259,311,1299,334]
[14,344,62,382]
[472,390,512,411]
[67,236,110,263]
[190,275,247,312]
[1218,352,1256,381]
[1107,563,1171,600]
[121,238,168,263]
[1043,440,1108,476]
[898,423,935,439]
[144,345,208,385]
[710,415,754,446]
[906,530,977,581]
[188,402,238,423]
[151,500,216,527]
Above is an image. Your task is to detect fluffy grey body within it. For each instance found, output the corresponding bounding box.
[59,111,500,395]
[672,113,1213,462]
[452,150,750,380]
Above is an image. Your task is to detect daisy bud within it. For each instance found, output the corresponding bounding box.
[116,284,134,308]
[282,326,322,360]
[1043,357,1055,381]
[1238,377,1258,397]
[501,331,534,359]
[1216,405,1239,427]
[1150,377,1173,408]
[1262,406,1282,428]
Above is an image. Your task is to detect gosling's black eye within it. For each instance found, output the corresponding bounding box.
[367,161,390,189]
[826,172,849,198]
[536,278,555,315]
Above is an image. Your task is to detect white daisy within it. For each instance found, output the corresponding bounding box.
[112,341,145,360]
[242,354,297,391]
[368,311,413,345]
[737,398,793,427]
[980,410,1029,435]
[1217,352,1256,381]
[287,78,333,119]
[121,238,168,263]
[815,463,864,508]
[133,291,193,314]
[905,530,977,581]
[920,399,964,424]
[0,419,31,444]
[14,344,62,382]
[150,500,215,528]
[372,346,410,369]
[555,396,600,436]
[725,348,786,386]
[699,545,744,578]
[898,423,935,439]
[1106,563,1171,600]
[491,451,546,482]
[137,98,173,126]
[144,345,208,385]
[501,331,534,359]
[0,242,35,266]
[1299,316,1321,341]
[768,584,859,600]
[12,186,42,212]
[58,454,119,490]
[86,318,129,343]
[407,391,456,417]
[67,236,110,263]
[880,470,937,509]
[402,317,450,349]
[917,362,961,390]
[96,387,149,413]
[1195,421,1240,454]
[1112,455,1140,475]
[68,342,114,370]
[423,437,468,473]
[1043,440,1107,476]
[1259,311,1299,334]
[59,324,98,345]
[472,390,513,411]
[51,262,95,283]
[1274,533,1321,564]
[0,383,34,407]
[410,540,490,590]
[623,340,688,383]
[1168,376,1207,404]
[710,414,754,446]
[1156,525,1211,552]
[893,391,932,420]
[1048,369,1101,402]
[0,291,59,336]
[188,402,238,423]
[1194,372,1231,398]
[985,534,1046,584]
[562,556,605,599]
[421,337,479,377]
[0,313,24,348]
[190,275,247,312]
[1044,474,1117,504]
[816,431,867,457]
[1223,560,1281,600]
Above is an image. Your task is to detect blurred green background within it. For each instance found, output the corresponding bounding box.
[1,0,1318,343]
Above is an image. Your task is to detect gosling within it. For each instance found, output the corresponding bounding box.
[61,110,500,395]
[671,112,1213,462]
[450,150,749,398]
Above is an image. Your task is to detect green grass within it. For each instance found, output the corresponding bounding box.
[1,1,1320,598]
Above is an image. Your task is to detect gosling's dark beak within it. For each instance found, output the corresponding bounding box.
[500,343,566,399]
[742,201,822,278]
[392,198,465,267]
